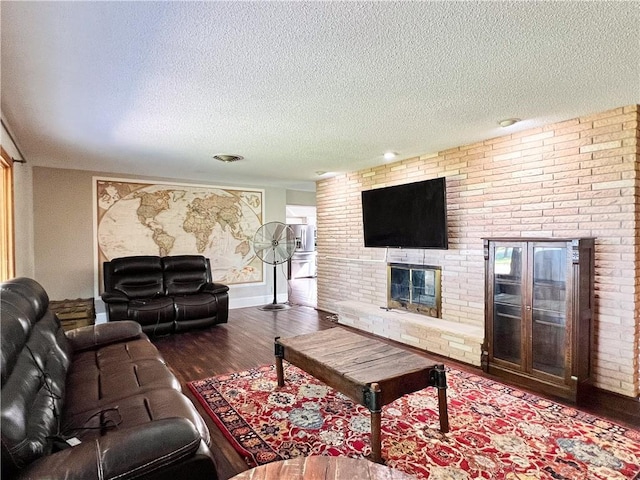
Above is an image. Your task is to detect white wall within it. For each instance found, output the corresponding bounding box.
[286,189,316,206]
[12,163,35,278]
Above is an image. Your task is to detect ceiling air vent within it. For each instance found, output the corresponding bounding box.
[213,154,244,163]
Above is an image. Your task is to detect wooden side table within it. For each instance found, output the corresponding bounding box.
[230,456,416,479]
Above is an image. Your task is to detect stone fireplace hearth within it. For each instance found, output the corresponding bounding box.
[335,300,484,366]
[388,263,441,318]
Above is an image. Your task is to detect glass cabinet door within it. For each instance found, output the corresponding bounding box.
[492,244,523,366]
[530,246,567,377]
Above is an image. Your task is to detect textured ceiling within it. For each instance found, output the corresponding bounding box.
[1,1,638,191]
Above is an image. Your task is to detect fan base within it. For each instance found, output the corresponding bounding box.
[258,303,291,311]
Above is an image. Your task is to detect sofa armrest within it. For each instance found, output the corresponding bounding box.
[101,291,130,303]
[202,282,229,294]
[17,418,210,480]
[65,321,143,352]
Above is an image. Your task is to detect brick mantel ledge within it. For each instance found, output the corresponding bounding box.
[336,300,484,366]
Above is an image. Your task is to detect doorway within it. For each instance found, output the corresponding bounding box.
[286,205,317,308]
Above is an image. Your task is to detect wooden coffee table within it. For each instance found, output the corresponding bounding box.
[274,328,449,464]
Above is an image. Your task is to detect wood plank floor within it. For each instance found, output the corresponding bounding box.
[152,304,337,479]
[152,302,639,480]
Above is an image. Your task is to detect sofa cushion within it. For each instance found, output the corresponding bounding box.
[17,418,209,480]
[1,294,32,386]
[65,321,143,352]
[1,295,70,470]
[64,358,181,416]
[172,293,219,321]
[64,335,181,418]
[72,335,166,367]
[0,277,50,324]
[127,297,176,326]
[60,388,211,447]
[108,256,164,299]
[163,255,211,296]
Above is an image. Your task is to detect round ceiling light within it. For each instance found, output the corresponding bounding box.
[213,154,244,163]
[383,151,397,160]
[498,118,520,128]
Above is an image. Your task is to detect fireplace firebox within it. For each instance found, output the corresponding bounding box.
[388,263,441,318]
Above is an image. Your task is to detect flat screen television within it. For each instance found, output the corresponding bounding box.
[361,177,448,249]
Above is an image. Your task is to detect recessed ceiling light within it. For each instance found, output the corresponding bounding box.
[383,152,397,160]
[315,170,327,176]
[498,118,520,128]
[213,154,244,163]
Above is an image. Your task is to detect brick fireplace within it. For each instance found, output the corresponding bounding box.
[318,105,639,395]
[334,256,482,366]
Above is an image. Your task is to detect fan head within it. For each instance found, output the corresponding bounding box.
[253,222,296,265]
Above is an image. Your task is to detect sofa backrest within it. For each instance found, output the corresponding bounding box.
[163,255,212,295]
[1,278,72,477]
[104,255,164,299]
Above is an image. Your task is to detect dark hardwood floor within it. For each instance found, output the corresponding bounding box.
[152,292,639,480]
[152,303,337,479]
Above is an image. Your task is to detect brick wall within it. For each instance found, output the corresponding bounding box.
[316,105,639,397]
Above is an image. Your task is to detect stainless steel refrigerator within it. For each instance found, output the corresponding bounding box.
[288,224,316,278]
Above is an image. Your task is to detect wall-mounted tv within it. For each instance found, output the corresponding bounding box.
[361,177,448,249]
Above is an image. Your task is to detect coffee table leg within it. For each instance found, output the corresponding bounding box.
[370,411,382,463]
[368,382,383,464]
[274,337,284,387]
[433,365,450,433]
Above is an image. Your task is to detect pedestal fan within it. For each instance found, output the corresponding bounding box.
[253,221,297,310]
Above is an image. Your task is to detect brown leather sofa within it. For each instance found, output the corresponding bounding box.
[102,255,229,335]
[1,277,219,480]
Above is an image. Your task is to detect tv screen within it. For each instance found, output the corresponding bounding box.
[361,177,448,249]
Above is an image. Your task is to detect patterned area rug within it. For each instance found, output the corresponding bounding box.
[188,364,640,479]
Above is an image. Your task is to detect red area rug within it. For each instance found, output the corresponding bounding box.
[188,364,640,479]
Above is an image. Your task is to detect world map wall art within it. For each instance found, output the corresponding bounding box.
[94,178,264,289]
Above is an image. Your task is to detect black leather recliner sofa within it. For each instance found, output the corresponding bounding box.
[1,277,219,480]
[102,255,229,335]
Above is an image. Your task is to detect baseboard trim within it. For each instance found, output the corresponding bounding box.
[229,294,288,310]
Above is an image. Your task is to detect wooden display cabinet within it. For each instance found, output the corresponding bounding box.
[482,238,595,403]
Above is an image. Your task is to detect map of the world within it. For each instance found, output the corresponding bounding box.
[95,179,264,285]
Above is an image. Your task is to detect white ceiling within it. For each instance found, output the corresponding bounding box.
[1,1,638,192]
